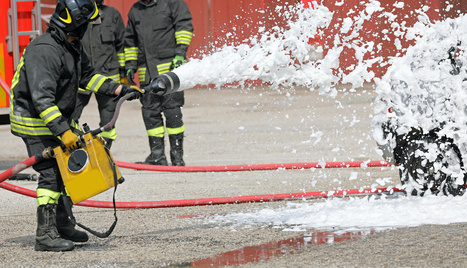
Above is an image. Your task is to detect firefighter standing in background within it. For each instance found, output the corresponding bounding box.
[71,0,127,149]
[9,0,142,252]
[125,0,193,166]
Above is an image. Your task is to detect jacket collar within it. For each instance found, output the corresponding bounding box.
[48,23,81,56]
[140,0,157,7]
[98,8,105,21]
[48,23,66,44]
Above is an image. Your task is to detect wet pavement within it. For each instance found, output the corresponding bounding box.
[189,229,376,267]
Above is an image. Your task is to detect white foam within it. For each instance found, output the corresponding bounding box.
[182,2,467,232]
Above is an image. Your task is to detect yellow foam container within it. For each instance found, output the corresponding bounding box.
[54,132,123,204]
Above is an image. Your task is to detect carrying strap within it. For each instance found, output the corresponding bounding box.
[61,148,119,238]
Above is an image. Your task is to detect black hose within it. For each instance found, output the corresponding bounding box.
[91,92,135,136]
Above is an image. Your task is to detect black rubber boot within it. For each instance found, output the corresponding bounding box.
[56,196,89,243]
[35,204,74,252]
[169,133,185,166]
[139,136,168,165]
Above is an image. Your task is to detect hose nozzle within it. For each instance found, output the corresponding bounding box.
[146,72,181,96]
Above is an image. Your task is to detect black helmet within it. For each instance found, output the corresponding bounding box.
[51,0,100,34]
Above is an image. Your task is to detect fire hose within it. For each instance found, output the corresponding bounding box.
[116,160,392,172]
[0,153,399,209]
[0,153,398,208]
[0,145,397,209]
[0,148,398,209]
[0,181,404,208]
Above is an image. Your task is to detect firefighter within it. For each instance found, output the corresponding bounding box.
[9,0,142,252]
[124,0,193,166]
[71,0,128,149]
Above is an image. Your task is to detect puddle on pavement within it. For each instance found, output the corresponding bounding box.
[174,229,376,267]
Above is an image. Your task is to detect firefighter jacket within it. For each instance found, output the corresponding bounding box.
[82,5,126,82]
[124,0,193,85]
[10,23,120,139]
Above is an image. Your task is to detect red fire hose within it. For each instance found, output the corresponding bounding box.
[0,148,54,184]
[0,150,397,208]
[0,180,404,208]
[116,160,392,172]
[0,154,398,208]
[0,156,39,183]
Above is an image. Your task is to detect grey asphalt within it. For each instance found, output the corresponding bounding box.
[0,85,465,267]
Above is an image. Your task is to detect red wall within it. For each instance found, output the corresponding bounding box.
[182,0,211,56]
[320,0,466,78]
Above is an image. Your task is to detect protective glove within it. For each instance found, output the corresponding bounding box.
[126,69,136,85]
[61,129,81,151]
[119,85,144,100]
[120,76,131,85]
[171,55,186,70]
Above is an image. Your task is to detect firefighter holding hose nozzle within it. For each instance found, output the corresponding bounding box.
[9,0,142,252]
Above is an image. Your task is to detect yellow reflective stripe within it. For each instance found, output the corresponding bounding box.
[98,128,117,140]
[11,49,26,91]
[166,125,185,135]
[117,52,125,67]
[71,119,82,131]
[125,47,138,53]
[126,56,138,61]
[138,67,146,81]
[175,31,193,45]
[107,73,120,82]
[10,113,46,126]
[9,89,14,113]
[147,126,165,137]
[9,112,78,137]
[37,188,61,206]
[125,47,138,61]
[10,122,52,136]
[157,62,172,74]
[86,74,107,93]
[39,106,61,124]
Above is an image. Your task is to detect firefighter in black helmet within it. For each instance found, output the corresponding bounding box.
[9,0,142,252]
[124,0,193,166]
[71,0,128,149]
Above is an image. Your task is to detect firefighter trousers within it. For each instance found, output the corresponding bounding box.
[22,137,64,193]
[140,90,185,136]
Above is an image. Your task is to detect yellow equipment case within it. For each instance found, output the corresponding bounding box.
[54,132,124,204]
